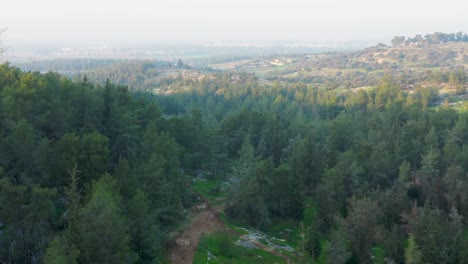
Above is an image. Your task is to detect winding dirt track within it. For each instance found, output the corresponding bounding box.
[170,203,226,264]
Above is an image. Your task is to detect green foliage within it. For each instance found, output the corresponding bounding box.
[65,165,82,246]
[44,236,79,264]
[127,189,162,264]
[323,229,350,264]
[341,197,381,264]
[404,234,423,264]
[191,178,227,205]
[4,119,35,183]
[59,132,110,186]
[0,179,57,263]
[0,65,191,263]
[193,231,286,264]
[405,203,465,263]
[76,174,137,264]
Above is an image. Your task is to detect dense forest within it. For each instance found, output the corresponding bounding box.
[0,57,467,264]
[0,63,191,264]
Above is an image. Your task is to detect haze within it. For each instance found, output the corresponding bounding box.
[2,0,467,45]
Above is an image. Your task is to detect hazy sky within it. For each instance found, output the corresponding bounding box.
[1,0,467,45]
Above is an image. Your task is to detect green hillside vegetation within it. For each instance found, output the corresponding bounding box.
[16,32,468,97]
[209,32,468,92]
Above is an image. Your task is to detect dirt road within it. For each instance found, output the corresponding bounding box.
[170,203,226,264]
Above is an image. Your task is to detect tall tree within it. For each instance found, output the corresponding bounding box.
[0,179,57,263]
[127,189,162,264]
[342,196,382,264]
[44,236,79,264]
[324,229,351,264]
[76,174,136,264]
[404,234,423,264]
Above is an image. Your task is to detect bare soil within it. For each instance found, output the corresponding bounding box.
[169,203,226,264]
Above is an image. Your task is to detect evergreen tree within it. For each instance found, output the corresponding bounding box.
[44,236,79,264]
[76,174,137,264]
[404,234,423,264]
[324,229,351,264]
[127,189,162,264]
[0,179,57,263]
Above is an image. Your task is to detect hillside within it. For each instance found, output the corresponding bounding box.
[15,34,468,97]
[212,41,467,90]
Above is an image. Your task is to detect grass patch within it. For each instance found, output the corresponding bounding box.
[191,178,228,205]
[371,247,385,264]
[316,240,328,264]
[219,212,249,235]
[302,198,317,227]
[212,197,320,262]
[264,218,300,248]
[263,198,317,249]
[194,231,286,264]
[450,101,468,112]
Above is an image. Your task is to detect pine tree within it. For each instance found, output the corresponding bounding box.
[405,234,423,264]
[65,165,81,245]
[44,236,79,264]
[77,174,137,264]
[127,189,162,264]
[324,229,351,264]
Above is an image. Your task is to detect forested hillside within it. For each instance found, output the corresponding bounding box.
[0,63,195,264]
[17,59,205,93]
[0,56,467,264]
[157,72,468,263]
[15,32,468,97]
[266,40,468,89]
[211,32,468,91]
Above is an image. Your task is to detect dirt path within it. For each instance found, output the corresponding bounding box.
[169,180,291,264]
[170,201,292,264]
[170,203,226,264]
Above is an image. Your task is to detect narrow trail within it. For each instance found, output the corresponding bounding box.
[170,204,226,264]
[169,195,227,264]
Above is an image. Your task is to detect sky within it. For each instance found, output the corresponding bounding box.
[1,0,467,46]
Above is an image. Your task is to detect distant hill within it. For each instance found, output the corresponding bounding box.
[13,32,468,95]
[224,35,467,91]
